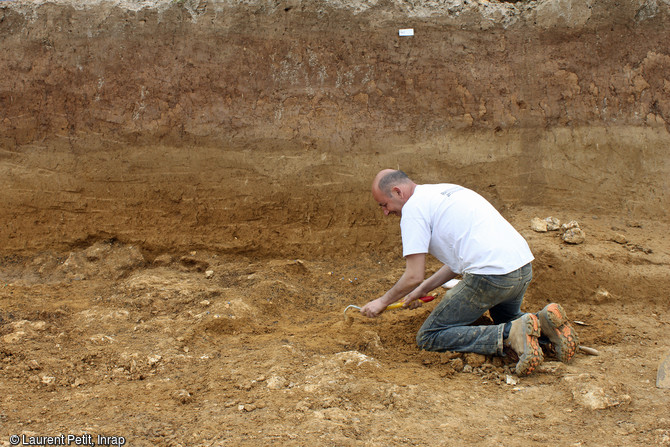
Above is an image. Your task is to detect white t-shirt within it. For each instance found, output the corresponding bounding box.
[401,184,534,275]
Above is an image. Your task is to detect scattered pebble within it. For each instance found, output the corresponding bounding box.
[25,360,40,371]
[2,331,26,343]
[593,287,613,304]
[657,356,670,389]
[41,376,56,385]
[545,216,561,231]
[89,334,116,344]
[530,217,548,232]
[172,389,193,404]
[537,361,565,374]
[610,233,627,244]
[565,376,631,410]
[266,375,288,390]
[561,220,581,231]
[562,227,585,244]
[626,243,653,254]
[152,254,173,266]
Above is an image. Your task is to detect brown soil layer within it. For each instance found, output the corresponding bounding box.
[1,0,669,256]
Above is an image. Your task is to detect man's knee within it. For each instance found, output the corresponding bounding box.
[416,329,432,350]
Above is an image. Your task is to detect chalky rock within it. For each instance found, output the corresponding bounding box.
[563,227,586,244]
[610,233,627,244]
[531,217,548,232]
[564,374,632,410]
[545,216,561,231]
[658,354,670,389]
[266,375,288,390]
[153,254,173,266]
[574,385,631,410]
[593,287,613,304]
[561,220,580,231]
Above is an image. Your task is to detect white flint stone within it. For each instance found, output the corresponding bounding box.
[545,216,561,231]
[266,375,288,390]
[561,220,581,231]
[531,217,548,232]
[563,227,585,244]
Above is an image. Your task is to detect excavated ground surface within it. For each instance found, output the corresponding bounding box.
[1,0,669,446]
[0,210,669,446]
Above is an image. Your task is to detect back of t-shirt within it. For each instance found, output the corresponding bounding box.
[400,184,534,275]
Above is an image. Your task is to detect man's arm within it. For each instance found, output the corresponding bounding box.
[360,253,426,317]
[403,264,457,304]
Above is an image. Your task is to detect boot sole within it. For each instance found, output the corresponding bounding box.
[539,303,578,363]
[515,314,544,376]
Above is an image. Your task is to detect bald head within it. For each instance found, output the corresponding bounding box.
[373,169,412,197]
[371,169,416,217]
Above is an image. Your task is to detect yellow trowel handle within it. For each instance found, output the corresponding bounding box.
[385,295,435,310]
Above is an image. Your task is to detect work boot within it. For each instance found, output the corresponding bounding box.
[538,303,578,363]
[506,313,543,376]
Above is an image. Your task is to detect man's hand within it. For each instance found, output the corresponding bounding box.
[360,297,391,318]
[401,290,426,309]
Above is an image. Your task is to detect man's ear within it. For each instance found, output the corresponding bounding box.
[392,186,402,197]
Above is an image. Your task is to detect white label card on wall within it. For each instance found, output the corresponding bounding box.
[398,28,414,37]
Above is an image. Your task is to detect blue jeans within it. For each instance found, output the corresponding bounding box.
[416,263,532,356]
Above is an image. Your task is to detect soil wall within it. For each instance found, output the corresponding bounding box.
[1,0,669,257]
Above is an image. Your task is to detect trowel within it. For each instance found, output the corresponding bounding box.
[343,295,435,321]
